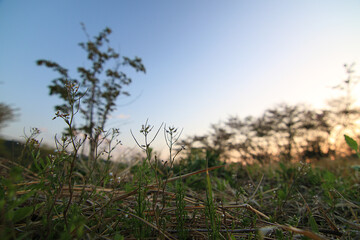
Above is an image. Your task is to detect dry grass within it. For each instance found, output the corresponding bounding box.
[1,153,359,239]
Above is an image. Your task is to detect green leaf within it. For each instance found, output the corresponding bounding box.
[351,165,360,171]
[277,189,286,201]
[308,214,319,233]
[9,190,36,210]
[12,206,34,223]
[114,233,124,240]
[0,199,5,210]
[7,208,14,221]
[344,135,358,152]
[12,202,44,223]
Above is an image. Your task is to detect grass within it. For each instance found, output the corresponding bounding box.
[1,81,360,239]
[1,143,360,239]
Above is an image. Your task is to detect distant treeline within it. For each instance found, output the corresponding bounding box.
[181,64,360,164]
[0,138,54,164]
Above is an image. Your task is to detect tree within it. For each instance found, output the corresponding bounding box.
[181,124,233,162]
[0,103,17,131]
[327,63,360,155]
[37,24,146,161]
[262,104,307,161]
[263,103,330,162]
[225,115,274,164]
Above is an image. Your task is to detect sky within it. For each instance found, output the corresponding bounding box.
[1,0,360,157]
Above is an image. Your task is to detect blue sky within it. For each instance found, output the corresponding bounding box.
[1,0,360,156]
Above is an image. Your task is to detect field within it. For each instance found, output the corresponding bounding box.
[0,127,359,240]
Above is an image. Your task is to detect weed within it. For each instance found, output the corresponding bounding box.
[175,168,188,239]
[204,157,221,239]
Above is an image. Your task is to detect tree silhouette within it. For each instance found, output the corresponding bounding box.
[262,103,330,161]
[0,103,17,131]
[326,63,360,155]
[225,104,330,163]
[37,24,146,161]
